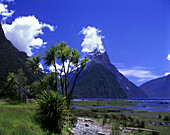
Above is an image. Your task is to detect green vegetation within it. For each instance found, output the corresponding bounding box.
[34,90,69,134]
[71,101,135,107]
[2,69,31,103]
[1,101,170,134]
[0,41,88,134]
[43,41,88,106]
[73,62,128,98]
[0,101,70,135]
[0,25,169,134]
[70,101,170,135]
[0,101,44,135]
[25,41,88,106]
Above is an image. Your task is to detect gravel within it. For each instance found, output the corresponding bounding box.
[71,117,111,135]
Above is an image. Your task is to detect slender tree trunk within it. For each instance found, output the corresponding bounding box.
[67,67,83,107]
[63,63,68,99]
[15,81,30,96]
[53,59,58,92]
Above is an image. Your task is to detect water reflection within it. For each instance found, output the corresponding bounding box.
[71,99,170,112]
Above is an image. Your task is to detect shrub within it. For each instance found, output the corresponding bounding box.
[102,117,107,125]
[34,90,69,134]
[164,116,170,121]
[140,120,145,128]
[69,114,77,127]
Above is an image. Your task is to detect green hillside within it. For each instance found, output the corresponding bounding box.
[73,62,128,98]
[0,23,38,84]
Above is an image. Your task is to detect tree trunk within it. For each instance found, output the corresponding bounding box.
[53,60,58,92]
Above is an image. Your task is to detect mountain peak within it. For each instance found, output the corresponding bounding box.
[88,49,111,65]
[88,48,105,56]
[86,49,148,99]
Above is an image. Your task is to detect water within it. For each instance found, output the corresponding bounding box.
[71,99,170,112]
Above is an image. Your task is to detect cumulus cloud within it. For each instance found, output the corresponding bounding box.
[119,67,160,82]
[2,15,55,56]
[49,63,62,73]
[165,72,170,76]
[167,54,170,61]
[0,2,14,21]
[81,26,105,53]
[39,63,44,70]
[48,61,72,75]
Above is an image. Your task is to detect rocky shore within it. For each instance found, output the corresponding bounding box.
[71,117,111,135]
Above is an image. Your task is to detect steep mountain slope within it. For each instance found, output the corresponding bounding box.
[86,49,148,99]
[140,75,170,99]
[73,61,128,98]
[0,23,36,83]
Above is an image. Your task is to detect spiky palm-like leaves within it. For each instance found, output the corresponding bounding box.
[7,72,16,86]
[44,46,58,92]
[34,90,69,134]
[26,55,41,74]
[6,73,19,100]
[26,55,44,90]
[43,41,88,106]
[6,71,29,102]
[44,46,57,66]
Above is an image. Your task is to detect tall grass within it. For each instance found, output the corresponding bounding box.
[0,101,45,135]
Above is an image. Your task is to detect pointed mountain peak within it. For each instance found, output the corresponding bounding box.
[88,49,111,65]
[88,48,104,56]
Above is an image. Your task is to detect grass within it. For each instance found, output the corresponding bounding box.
[0,102,43,135]
[1,100,170,135]
[71,101,135,107]
[0,101,69,135]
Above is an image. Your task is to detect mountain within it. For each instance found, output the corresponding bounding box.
[0,23,36,83]
[73,61,128,98]
[140,75,170,99]
[72,49,147,99]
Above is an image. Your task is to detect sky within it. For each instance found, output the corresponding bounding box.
[0,0,170,86]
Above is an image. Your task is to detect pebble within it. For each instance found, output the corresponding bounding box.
[72,117,111,135]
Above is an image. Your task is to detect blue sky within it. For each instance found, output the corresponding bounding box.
[0,0,170,86]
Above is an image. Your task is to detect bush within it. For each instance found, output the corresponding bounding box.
[102,117,107,125]
[140,120,145,128]
[34,90,69,134]
[164,116,170,121]
[69,114,77,127]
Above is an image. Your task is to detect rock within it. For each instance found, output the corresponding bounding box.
[72,117,111,135]
[98,132,106,135]
[85,124,89,127]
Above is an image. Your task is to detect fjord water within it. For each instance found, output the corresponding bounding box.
[71,99,170,112]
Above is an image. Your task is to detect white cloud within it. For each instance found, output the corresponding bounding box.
[119,68,160,82]
[49,65,55,72]
[5,0,14,2]
[39,63,44,70]
[165,72,170,76]
[167,54,170,61]
[2,15,55,56]
[0,3,14,21]
[0,0,14,2]
[81,26,105,53]
[49,63,62,73]
[48,61,72,75]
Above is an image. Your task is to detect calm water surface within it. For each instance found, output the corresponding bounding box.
[71,99,170,112]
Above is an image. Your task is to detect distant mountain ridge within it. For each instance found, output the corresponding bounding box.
[140,75,170,99]
[0,22,147,99]
[71,49,148,99]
